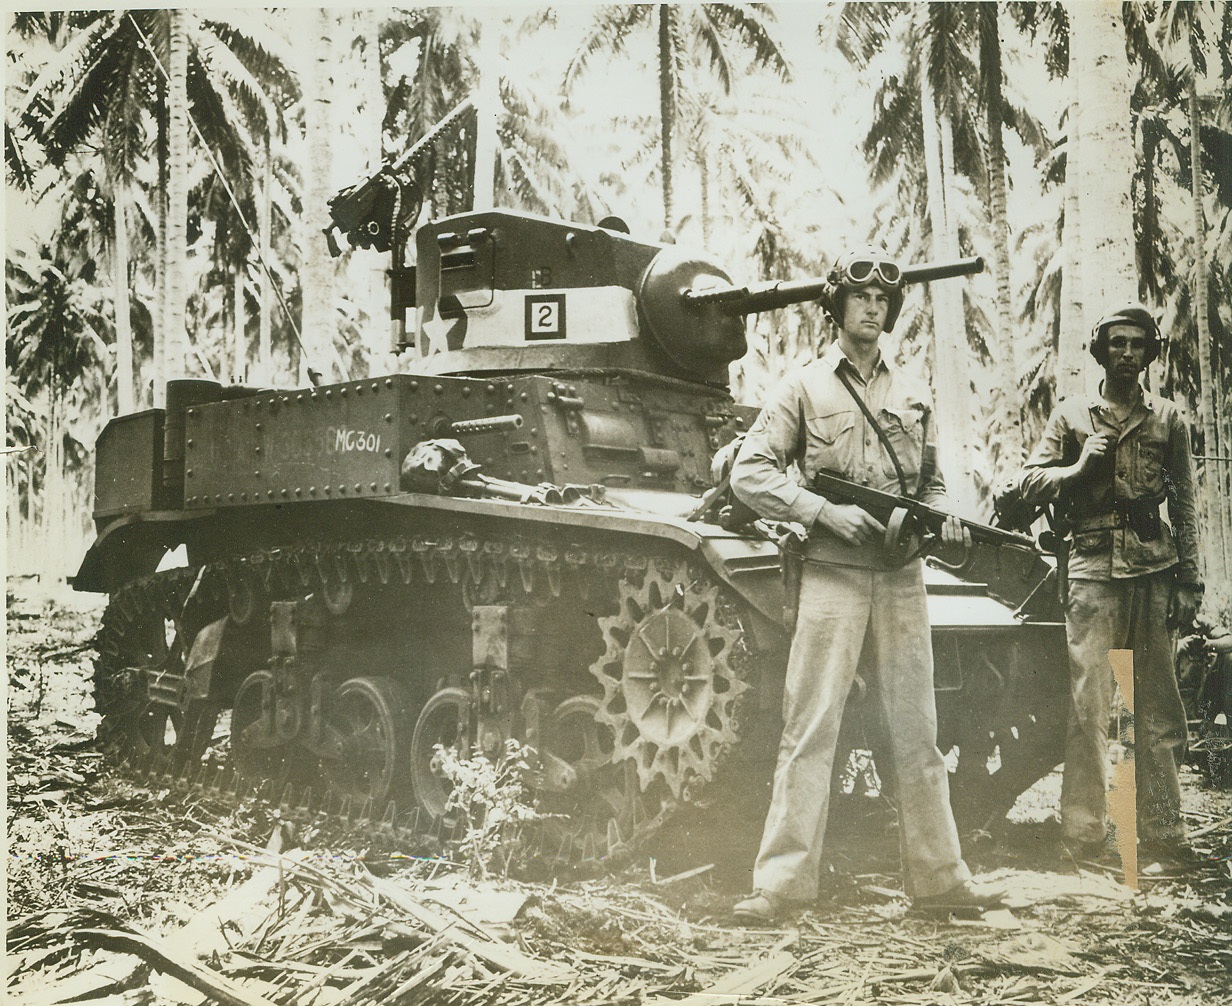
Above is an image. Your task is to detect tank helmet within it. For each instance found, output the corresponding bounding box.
[825,247,905,332]
[1089,303,1163,366]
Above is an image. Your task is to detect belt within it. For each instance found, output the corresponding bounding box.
[1072,512,1129,532]
[1071,500,1162,533]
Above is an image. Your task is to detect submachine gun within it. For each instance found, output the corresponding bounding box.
[809,470,1052,611]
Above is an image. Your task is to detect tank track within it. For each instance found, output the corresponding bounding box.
[93,531,754,866]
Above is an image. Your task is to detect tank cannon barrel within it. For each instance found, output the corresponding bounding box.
[682,256,986,316]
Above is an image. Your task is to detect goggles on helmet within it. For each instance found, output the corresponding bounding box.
[839,257,902,288]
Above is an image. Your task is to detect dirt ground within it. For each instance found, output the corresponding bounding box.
[7,577,1232,1006]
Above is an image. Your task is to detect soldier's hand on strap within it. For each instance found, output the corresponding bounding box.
[1075,432,1115,473]
[1167,582,1202,630]
[816,503,886,546]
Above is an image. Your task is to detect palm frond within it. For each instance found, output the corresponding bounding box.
[562,5,648,92]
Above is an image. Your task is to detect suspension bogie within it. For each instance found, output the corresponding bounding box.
[90,528,758,863]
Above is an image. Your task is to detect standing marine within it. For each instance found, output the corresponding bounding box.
[1014,303,1203,865]
[728,248,1005,921]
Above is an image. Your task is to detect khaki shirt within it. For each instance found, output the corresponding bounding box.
[731,341,949,568]
[1017,389,1201,584]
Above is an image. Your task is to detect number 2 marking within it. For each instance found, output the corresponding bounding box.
[525,294,566,341]
[535,303,556,331]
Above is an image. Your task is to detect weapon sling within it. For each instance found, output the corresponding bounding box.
[828,363,938,566]
[832,365,912,498]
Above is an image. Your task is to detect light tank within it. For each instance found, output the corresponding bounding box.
[74,137,1071,860]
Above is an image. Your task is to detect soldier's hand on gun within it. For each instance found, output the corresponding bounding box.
[817,503,886,546]
[1074,432,1115,473]
[940,514,972,550]
[931,513,973,563]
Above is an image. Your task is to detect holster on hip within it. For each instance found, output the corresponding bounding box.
[778,528,807,633]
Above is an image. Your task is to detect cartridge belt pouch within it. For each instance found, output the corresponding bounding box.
[1072,499,1163,542]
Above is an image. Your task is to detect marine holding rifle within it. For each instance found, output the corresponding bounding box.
[1012,304,1203,867]
[728,248,1005,922]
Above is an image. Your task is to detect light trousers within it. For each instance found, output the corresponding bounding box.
[1062,573,1186,844]
[752,561,970,900]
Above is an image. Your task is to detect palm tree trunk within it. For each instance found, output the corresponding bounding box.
[360,8,384,159]
[1069,0,1137,390]
[1189,82,1227,585]
[360,7,388,372]
[44,394,65,580]
[300,8,337,384]
[8,459,26,572]
[259,133,272,384]
[657,4,675,233]
[154,82,168,407]
[982,7,1021,468]
[1058,82,1085,401]
[918,24,973,509]
[699,141,711,249]
[228,265,245,385]
[113,183,135,415]
[41,403,53,578]
[164,8,190,388]
[473,15,499,212]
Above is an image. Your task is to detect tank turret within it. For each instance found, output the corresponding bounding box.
[406,210,742,384]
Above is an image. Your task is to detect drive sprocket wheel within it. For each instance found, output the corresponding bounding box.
[589,561,747,801]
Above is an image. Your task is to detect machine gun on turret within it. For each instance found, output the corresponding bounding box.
[324,99,477,257]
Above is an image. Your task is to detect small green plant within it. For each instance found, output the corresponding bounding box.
[433,738,545,879]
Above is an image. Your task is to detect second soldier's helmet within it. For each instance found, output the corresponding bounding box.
[824,247,906,332]
[1089,303,1163,366]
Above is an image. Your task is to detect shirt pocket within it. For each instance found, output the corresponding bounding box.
[878,406,924,480]
[804,409,856,476]
[1132,433,1167,496]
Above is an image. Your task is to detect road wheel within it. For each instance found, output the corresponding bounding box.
[410,686,472,819]
[323,676,410,804]
[228,669,287,778]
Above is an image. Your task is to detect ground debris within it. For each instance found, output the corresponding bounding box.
[8,578,1232,1006]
